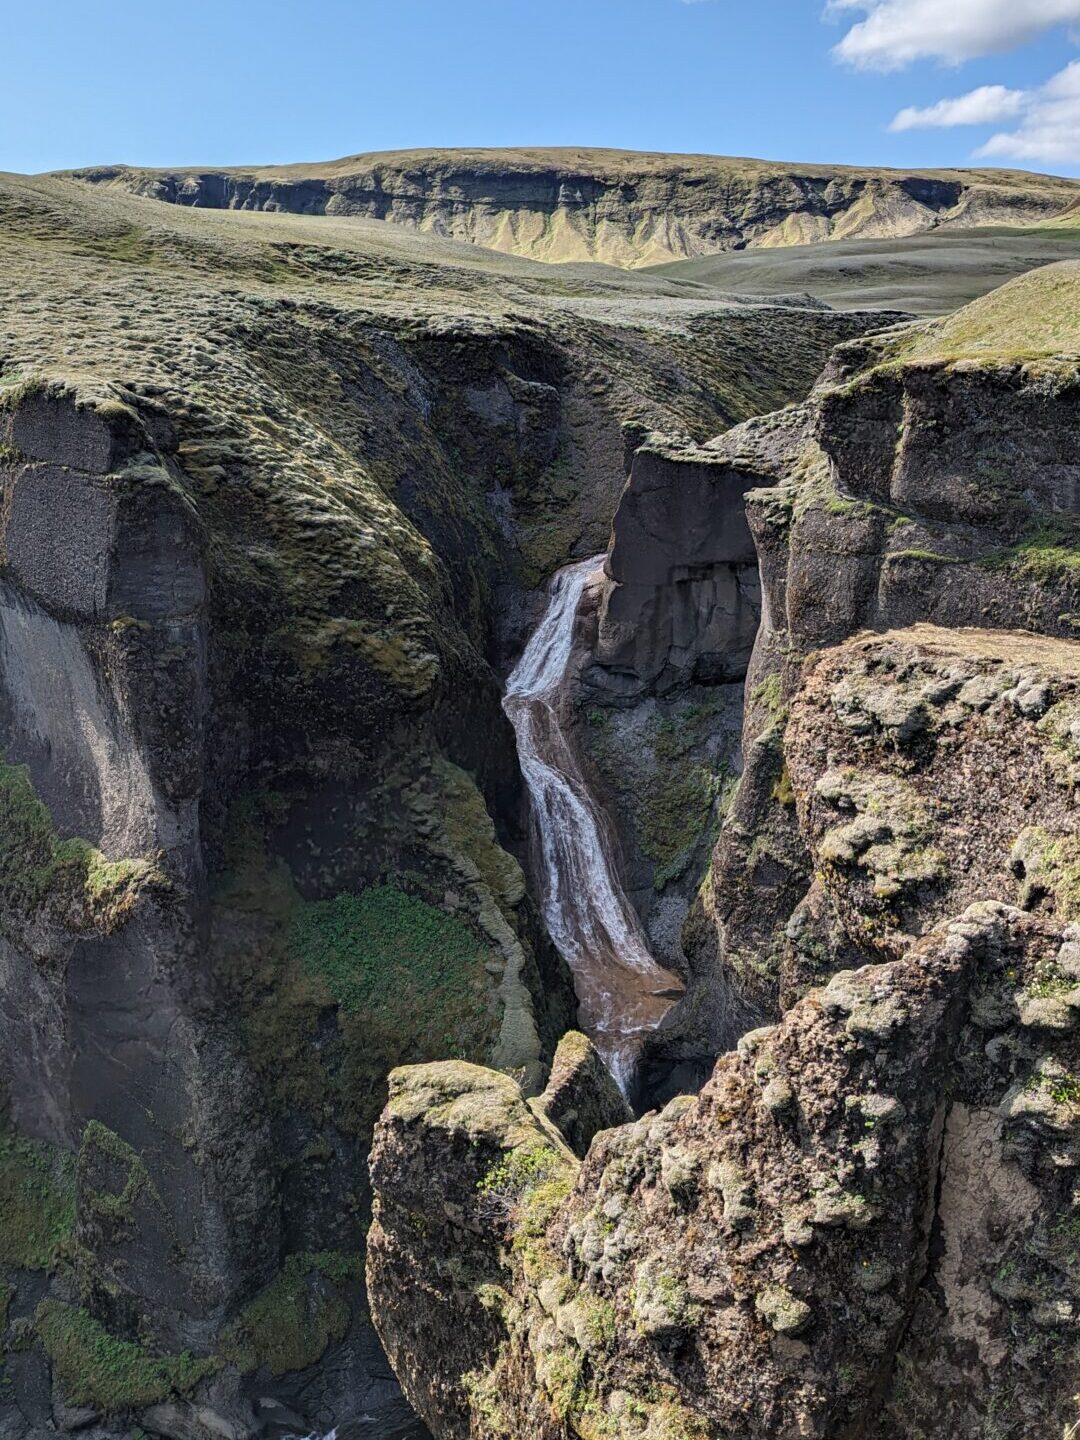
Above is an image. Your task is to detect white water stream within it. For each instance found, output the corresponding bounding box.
[503,557,682,1091]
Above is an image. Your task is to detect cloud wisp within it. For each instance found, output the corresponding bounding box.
[885,62,1080,166]
[828,0,1080,71]
[889,84,1028,131]
[976,59,1080,164]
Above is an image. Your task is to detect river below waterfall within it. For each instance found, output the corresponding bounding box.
[503,557,682,1091]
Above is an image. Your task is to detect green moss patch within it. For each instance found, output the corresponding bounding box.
[77,1121,159,1229]
[1013,826,1080,921]
[638,712,734,891]
[219,1251,361,1377]
[0,757,160,932]
[35,1300,217,1413]
[981,519,1080,584]
[289,883,495,1048]
[437,761,526,907]
[0,1127,75,1270]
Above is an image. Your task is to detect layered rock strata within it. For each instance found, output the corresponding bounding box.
[69,149,1080,269]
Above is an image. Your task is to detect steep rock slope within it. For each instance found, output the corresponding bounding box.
[607,263,1080,1091]
[368,624,1080,1440]
[0,174,872,1437]
[66,148,1080,269]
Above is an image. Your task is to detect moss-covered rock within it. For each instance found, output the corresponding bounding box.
[0,1126,75,1270]
[34,1301,218,1414]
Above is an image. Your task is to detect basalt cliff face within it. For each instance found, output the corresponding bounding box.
[66,148,1080,270]
[367,263,1080,1438]
[0,173,877,1439]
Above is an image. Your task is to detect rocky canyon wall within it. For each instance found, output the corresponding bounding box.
[367,262,1080,1440]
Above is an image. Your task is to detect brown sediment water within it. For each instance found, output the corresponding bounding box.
[502,557,682,1092]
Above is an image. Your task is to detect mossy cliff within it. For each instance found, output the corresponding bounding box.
[649,264,1080,1055]
[0,170,877,1436]
[368,629,1080,1440]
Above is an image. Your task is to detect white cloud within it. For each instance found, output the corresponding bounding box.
[976,59,1080,164]
[889,83,1029,130]
[828,0,1080,71]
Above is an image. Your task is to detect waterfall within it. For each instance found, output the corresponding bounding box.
[503,557,681,1091]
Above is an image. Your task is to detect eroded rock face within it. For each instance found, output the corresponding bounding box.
[0,243,865,1433]
[532,1031,632,1160]
[589,443,761,697]
[689,324,1080,1024]
[68,152,1080,269]
[368,626,1080,1440]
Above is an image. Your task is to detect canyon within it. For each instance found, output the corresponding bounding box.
[0,155,1077,1440]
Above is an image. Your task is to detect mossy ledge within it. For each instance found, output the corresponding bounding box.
[34,1301,219,1414]
[0,757,164,933]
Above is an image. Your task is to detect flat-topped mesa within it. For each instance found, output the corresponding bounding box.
[368,625,1080,1440]
[65,148,1080,269]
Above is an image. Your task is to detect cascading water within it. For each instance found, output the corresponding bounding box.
[503,557,682,1091]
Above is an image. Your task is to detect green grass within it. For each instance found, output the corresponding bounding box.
[898,261,1080,361]
[981,519,1080,583]
[35,1301,218,1413]
[0,1127,75,1270]
[288,883,494,1051]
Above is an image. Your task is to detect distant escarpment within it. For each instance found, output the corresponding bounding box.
[0,172,877,1439]
[65,147,1080,268]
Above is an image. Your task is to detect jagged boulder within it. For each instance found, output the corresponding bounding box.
[531,1031,633,1159]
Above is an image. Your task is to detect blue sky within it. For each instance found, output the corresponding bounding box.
[2,1,1077,175]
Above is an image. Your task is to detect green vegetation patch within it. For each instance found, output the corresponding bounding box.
[1014,826,1080,922]
[77,1121,159,1228]
[898,261,1080,363]
[288,883,495,1054]
[0,757,160,931]
[35,1300,217,1413]
[639,711,734,891]
[981,518,1080,584]
[436,760,525,907]
[219,1251,361,1377]
[0,1127,75,1270]
[816,766,947,901]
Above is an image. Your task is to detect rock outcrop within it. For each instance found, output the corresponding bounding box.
[669,263,1080,1036]
[368,263,1080,1439]
[66,148,1080,269]
[588,441,762,698]
[368,625,1080,1440]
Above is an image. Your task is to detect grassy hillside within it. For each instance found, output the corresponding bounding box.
[646,225,1080,316]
